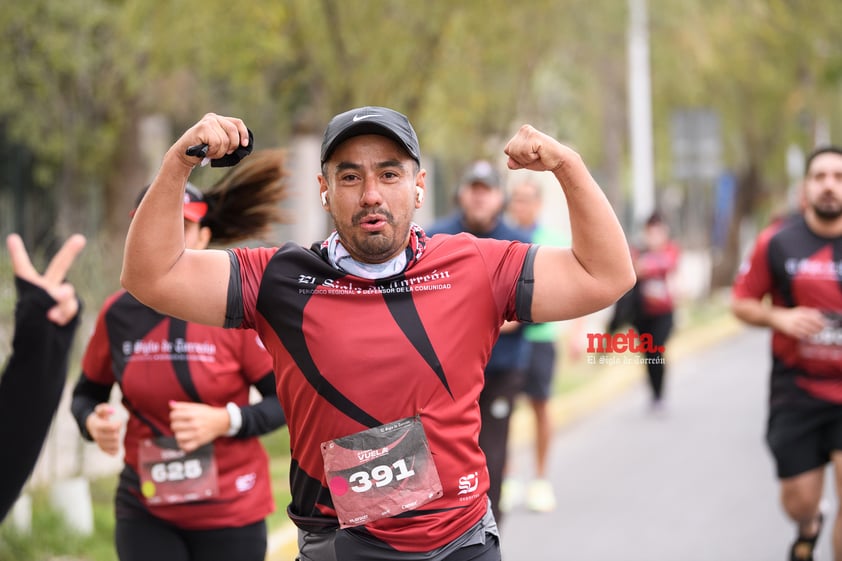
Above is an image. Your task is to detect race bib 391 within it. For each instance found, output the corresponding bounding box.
[321,416,443,528]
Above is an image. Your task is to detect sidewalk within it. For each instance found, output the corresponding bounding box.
[265,303,744,560]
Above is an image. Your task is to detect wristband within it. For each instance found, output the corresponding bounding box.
[225,402,242,437]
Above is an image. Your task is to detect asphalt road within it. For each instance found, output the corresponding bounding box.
[498,326,835,561]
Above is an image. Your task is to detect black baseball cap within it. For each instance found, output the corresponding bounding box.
[320,106,421,165]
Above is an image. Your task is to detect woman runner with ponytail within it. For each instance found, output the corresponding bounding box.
[71,149,289,561]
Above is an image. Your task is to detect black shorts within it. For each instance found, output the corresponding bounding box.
[521,341,557,401]
[766,398,842,479]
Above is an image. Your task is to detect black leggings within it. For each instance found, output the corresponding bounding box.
[115,515,267,561]
[634,312,673,402]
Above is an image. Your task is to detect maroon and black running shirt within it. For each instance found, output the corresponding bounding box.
[733,216,842,408]
[227,228,535,552]
[76,290,276,529]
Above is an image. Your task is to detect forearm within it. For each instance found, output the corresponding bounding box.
[121,150,193,301]
[3,281,79,424]
[509,127,636,322]
[237,373,286,437]
[732,297,776,328]
[238,400,286,437]
[0,280,80,520]
[120,114,245,326]
[554,155,635,294]
[71,375,113,441]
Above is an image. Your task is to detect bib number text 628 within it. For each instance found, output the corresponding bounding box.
[150,459,203,483]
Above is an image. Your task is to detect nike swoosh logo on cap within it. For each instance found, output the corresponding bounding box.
[352,113,382,122]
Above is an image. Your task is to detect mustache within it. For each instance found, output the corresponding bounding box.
[352,208,394,225]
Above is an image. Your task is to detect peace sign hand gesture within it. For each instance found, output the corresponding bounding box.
[6,233,86,325]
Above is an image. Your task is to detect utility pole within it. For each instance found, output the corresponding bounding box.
[628,0,655,229]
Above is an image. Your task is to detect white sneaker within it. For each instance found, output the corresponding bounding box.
[500,477,524,513]
[526,479,557,513]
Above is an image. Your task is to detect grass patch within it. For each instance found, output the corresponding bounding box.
[0,428,295,560]
[0,476,117,561]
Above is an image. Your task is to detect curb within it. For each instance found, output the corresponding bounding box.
[267,522,299,560]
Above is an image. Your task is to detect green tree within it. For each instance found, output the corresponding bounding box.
[3,0,840,293]
[650,0,842,286]
[0,1,297,276]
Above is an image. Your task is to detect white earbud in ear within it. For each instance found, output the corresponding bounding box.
[416,187,424,204]
[320,191,328,207]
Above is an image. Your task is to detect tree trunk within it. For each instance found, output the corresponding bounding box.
[710,162,760,288]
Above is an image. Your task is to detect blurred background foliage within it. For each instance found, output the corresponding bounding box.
[0,0,840,379]
[1,0,840,258]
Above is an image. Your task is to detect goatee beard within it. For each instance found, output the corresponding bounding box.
[813,204,842,222]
